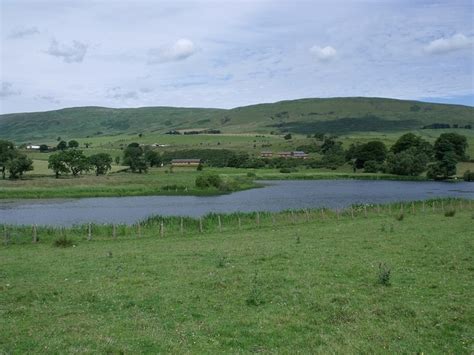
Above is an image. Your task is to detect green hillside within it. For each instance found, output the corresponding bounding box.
[1,97,472,142]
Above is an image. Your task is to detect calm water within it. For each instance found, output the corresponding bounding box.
[0,180,473,226]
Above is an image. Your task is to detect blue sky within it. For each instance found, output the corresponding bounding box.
[0,0,473,114]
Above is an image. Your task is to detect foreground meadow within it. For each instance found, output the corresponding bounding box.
[0,203,473,353]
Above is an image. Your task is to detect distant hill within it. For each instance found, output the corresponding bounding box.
[1,97,473,142]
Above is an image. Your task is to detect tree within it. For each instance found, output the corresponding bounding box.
[0,140,15,179]
[123,145,147,173]
[363,160,381,173]
[284,133,292,140]
[48,150,90,177]
[427,151,458,180]
[346,141,387,169]
[144,149,162,167]
[39,144,49,152]
[57,140,68,150]
[48,153,70,178]
[68,140,79,149]
[89,153,113,176]
[114,156,120,165]
[6,154,33,179]
[385,148,429,176]
[391,133,432,156]
[434,133,468,161]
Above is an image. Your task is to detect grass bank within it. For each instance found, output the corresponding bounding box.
[1,200,473,352]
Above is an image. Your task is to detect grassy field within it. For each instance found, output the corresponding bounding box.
[1,201,472,353]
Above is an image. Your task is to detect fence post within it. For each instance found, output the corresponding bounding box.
[432,201,436,212]
[377,204,381,215]
[271,214,275,226]
[199,218,203,233]
[160,221,164,238]
[422,201,425,213]
[336,208,340,220]
[441,200,445,212]
[137,223,141,238]
[305,209,310,222]
[218,215,222,232]
[112,224,117,239]
[290,210,295,224]
[388,204,392,215]
[87,223,92,241]
[32,224,38,243]
[364,205,367,218]
[3,225,8,245]
[256,212,260,227]
[321,208,325,219]
[350,206,354,219]
[180,218,184,234]
[411,202,415,214]
[459,200,463,210]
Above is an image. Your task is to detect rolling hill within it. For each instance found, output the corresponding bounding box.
[0,97,473,142]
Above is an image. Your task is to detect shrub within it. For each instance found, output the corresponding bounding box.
[195,173,223,189]
[246,172,256,177]
[280,168,297,173]
[444,209,456,217]
[377,262,391,286]
[54,236,74,248]
[246,272,264,306]
[395,213,404,221]
[463,170,474,181]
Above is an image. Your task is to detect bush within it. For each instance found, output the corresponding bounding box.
[54,236,74,248]
[463,170,474,181]
[246,172,256,177]
[363,160,380,173]
[395,213,404,221]
[280,168,297,173]
[195,173,223,189]
[377,262,391,286]
[444,209,456,217]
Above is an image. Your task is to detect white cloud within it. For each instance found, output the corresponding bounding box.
[0,82,21,97]
[106,87,139,101]
[309,45,337,62]
[45,39,88,63]
[424,33,473,54]
[148,38,196,64]
[8,26,40,39]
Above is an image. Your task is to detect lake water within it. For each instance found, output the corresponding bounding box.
[0,180,473,226]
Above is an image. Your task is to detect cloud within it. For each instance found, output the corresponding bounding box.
[0,82,21,97]
[309,45,337,62]
[45,39,88,63]
[148,38,196,64]
[106,87,138,101]
[8,26,40,39]
[424,33,473,54]
[37,95,60,104]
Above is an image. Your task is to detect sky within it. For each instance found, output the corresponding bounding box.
[0,0,473,114]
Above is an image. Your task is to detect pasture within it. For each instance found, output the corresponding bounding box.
[0,201,472,353]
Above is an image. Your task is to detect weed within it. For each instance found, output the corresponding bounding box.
[377,262,391,286]
[53,236,74,248]
[246,271,264,306]
[395,213,404,221]
[444,209,456,217]
[217,255,228,268]
[296,235,301,244]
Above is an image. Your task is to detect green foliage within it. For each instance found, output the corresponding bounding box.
[377,262,391,286]
[88,153,113,176]
[195,173,223,189]
[463,170,474,182]
[48,150,90,178]
[391,133,433,157]
[68,140,79,149]
[284,133,292,140]
[123,144,147,173]
[144,149,161,167]
[385,148,429,176]
[0,140,16,179]
[434,133,469,161]
[53,236,74,248]
[427,151,458,180]
[444,209,456,217]
[347,141,387,169]
[363,160,381,173]
[6,154,33,179]
[57,140,68,150]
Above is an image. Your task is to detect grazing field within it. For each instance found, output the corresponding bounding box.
[0,201,472,353]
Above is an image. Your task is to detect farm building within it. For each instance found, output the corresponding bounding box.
[26,145,41,150]
[171,159,201,167]
[277,151,308,159]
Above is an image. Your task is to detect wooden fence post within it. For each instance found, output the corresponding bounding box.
[350,206,354,219]
[87,223,92,241]
[238,216,242,230]
[256,212,260,227]
[411,202,415,214]
[422,201,425,212]
[3,225,8,245]
[336,208,340,220]
[364,205,367,218]
[441,200,445,212]
[377,204,381,215]
[137,223,141,238]
[218,215,222,232]
[180,218,184,234]
[459,200,463,210]
[112,224,117,239]
[432,201,436,212]
[271,214,276,226]
[388,204,392,215]
[321,208,325,219]
[305,209,310,222]
[290,210,295,224]
[199,218,203,233]
[160,221,164,238]
[32,224,38,243]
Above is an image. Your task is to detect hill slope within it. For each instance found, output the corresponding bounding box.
[1,97,472,142]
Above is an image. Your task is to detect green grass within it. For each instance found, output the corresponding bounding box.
[1,200,473,353]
